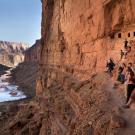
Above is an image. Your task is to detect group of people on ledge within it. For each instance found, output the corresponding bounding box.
[120,40,131,60]
[106,40,135,108]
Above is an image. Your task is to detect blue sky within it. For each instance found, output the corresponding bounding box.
[0,0,41,46]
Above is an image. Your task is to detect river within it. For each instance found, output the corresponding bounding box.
[0,69,26,102]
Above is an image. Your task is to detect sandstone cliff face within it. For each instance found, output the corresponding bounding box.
[0,41,28,67]
[25,40,41,62]
[1,1,135,134]
[9,40,41,97]
[35,0,135,134]
[38,0,135,92]
[1,0,133,134]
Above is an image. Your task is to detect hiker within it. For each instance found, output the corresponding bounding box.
[117,67,125,84]
[124,46,131,59]
[124,39,128,49]
[125,90,135,108]
[128,63,135,73]
[128,46,131,53]
[121,63,127,71]
[106,58,115,75]
[120,50,124,60]
[124,48,128,59]
[126,68,135,103]
[116,63,126,83]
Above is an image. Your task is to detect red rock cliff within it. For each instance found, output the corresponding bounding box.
[37,0,135,134]
[2,1,135,135]
[37,0,135,94]
[25,40,41,62]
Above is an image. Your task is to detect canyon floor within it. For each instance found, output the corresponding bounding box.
[0,72,135,135]
[0,64,36,134]
[9,61,37,98]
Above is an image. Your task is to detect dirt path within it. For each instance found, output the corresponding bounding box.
[103,76,135,135]
[104,79,124,106]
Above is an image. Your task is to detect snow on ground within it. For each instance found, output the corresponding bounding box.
[0,68,26,102]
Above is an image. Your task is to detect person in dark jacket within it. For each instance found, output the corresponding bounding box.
[124,39,128,49]
[120,50,124,60]
[106,58,115,75]
[117,67,125,84]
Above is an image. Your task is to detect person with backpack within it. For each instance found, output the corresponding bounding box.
[128,63,135,73]
[125,90,135,108]
[117,67,125,84]
[126,69,135,103]
[106,58,115,75]
[123,69,135,108]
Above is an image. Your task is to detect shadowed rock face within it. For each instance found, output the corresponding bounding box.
[0,41,28,67]
[24,40,41,62]
[9,40,41,98]
[10,62,37,98]
[37,0,135,93]
[0,64,10,74]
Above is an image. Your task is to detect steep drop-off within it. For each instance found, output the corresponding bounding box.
[0,41,28,67]
[10,40,41,97]
[10,62,37,97]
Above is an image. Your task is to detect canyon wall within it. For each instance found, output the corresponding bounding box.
[25,39,41,62]
[10,62,37,97]
[37,0,135,94]
[0,41,28,67]
[10,40,41,97]
[2,0,135,135]
[35,0,135,134]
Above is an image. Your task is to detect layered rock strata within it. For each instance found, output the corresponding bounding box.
[0,41,28,67]
[25,40,41,62]
[10,62,37,97]
[35,0,135,134]
[37,0,135,92]
[1,0,135,135]
[1,73,126,135]
[9,40,40,97]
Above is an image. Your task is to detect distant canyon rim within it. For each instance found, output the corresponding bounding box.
[0,41,28,67]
